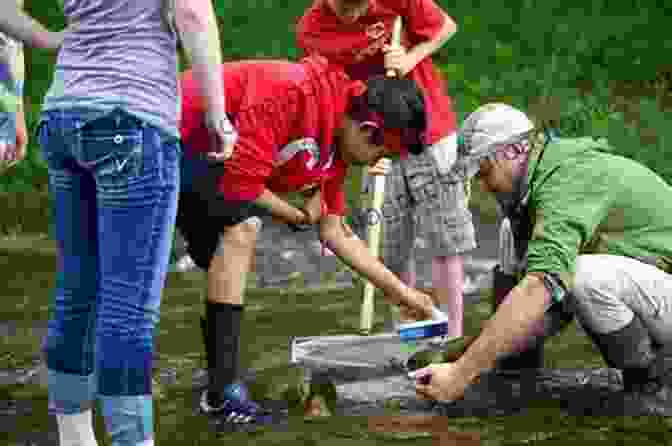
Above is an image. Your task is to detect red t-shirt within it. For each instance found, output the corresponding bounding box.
[179,56,366,216]
[296,0,456,145]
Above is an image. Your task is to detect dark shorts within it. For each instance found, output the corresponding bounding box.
[176,154,270,270]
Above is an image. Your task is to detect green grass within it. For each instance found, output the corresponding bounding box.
[2,238,672,445]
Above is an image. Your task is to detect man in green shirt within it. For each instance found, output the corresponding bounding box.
[410,103,672,415]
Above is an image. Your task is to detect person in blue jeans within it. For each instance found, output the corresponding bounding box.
[28,0,237,445]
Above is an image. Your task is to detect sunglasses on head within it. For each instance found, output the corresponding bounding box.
[359,120,383,145]
[494,140,530,161]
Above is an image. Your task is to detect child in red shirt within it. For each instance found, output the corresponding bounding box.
[297,0,476,338]
[177,55,438,429]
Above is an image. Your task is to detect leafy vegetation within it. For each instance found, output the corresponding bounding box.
[3,1,670,194]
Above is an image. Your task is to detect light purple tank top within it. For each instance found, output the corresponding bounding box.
[43,0,180,137]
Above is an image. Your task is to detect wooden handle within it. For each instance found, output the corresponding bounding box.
[359,16,403,335]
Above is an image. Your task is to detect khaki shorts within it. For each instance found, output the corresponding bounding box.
[570,254,672,346]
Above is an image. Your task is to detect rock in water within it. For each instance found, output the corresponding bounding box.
[304,394,332,418]
[283,372,337,418]
[304,374,337,418]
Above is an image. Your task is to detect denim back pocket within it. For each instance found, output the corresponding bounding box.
[77,111,144,187]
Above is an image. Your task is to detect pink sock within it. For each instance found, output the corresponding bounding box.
[432,255,464,338]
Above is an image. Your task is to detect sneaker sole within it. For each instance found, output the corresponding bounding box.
[199,392,287,433]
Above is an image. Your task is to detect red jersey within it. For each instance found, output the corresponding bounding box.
[179,56,366,216]
[296,0,456,145]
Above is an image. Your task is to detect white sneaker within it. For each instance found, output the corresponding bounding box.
[175,254,196,272]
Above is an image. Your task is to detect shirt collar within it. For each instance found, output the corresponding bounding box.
[320,0,378,22]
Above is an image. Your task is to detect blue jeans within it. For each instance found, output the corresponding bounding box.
[37,107,179,445]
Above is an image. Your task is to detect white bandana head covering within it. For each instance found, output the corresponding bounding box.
[455,103,535,178]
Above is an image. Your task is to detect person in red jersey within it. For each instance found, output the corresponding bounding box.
[297,0,476,340]
[176,55,440,430]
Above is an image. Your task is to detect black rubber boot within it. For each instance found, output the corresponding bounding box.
[491,265,544,370]
[583,315,672,415]
[620,353,672,416]
[583,314,656,377]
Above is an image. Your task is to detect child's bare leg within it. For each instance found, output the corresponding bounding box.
[432,254,464,338]
[203,218,260,407]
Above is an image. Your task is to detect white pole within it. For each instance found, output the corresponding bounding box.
[360,16,403,334]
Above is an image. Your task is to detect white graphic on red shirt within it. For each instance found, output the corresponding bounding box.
[275,137,321,169]
[354,21,394,62]
[365,22,386,40]
[275,138,335,168]
[274,138,336,192]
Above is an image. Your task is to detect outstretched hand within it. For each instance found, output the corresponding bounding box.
[0,125,27,173]
[398,287,436,322]
[410,362,472,402]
